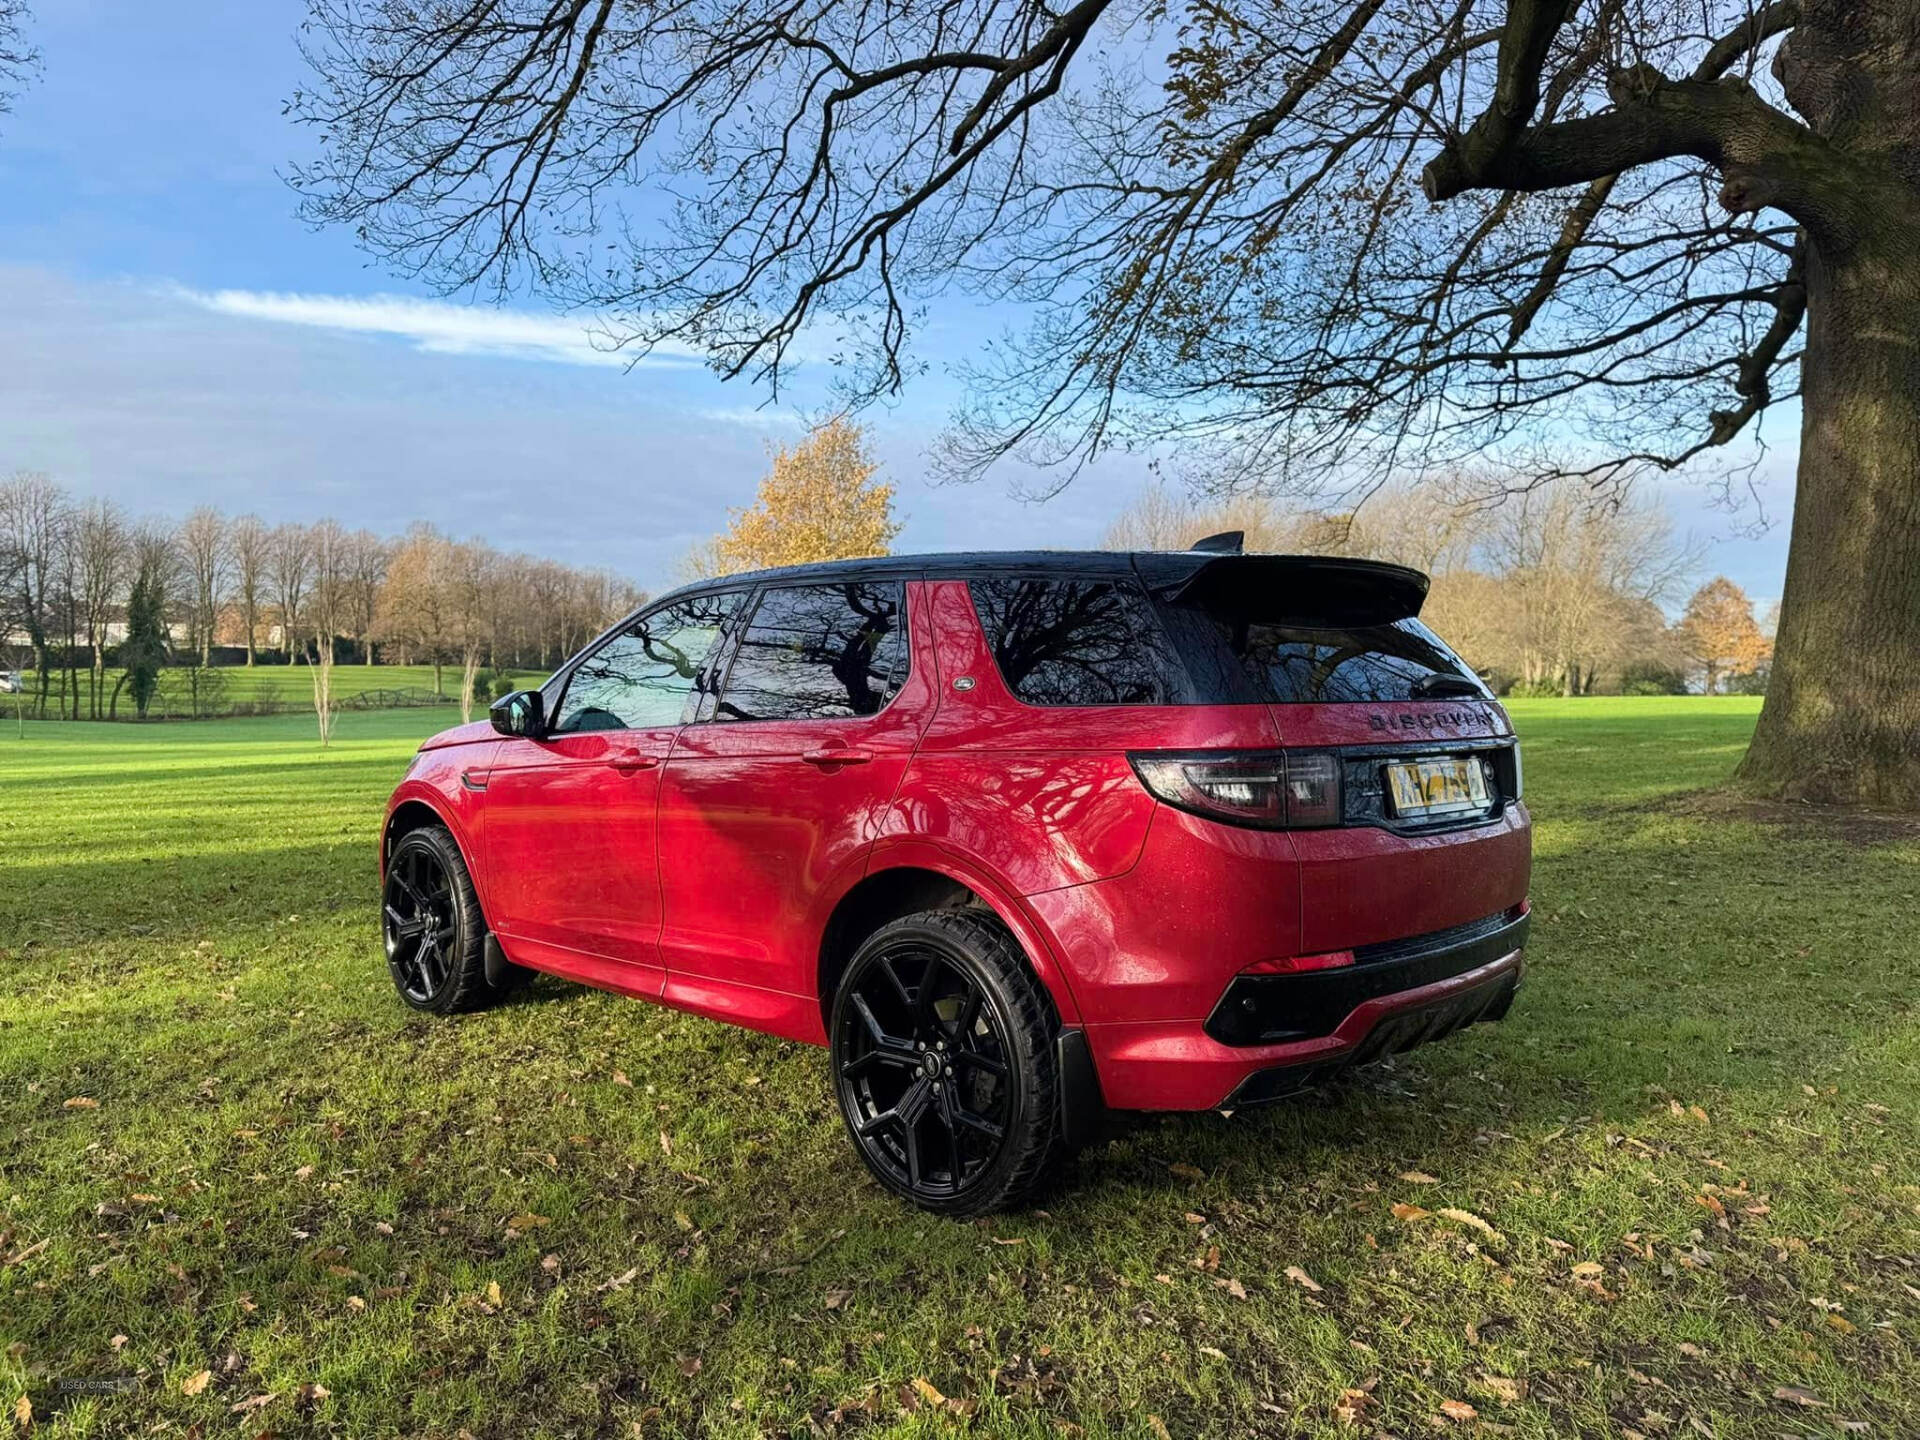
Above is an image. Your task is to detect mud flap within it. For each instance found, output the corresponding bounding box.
[1055,1028,1108,1151]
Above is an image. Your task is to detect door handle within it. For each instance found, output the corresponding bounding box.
[801,745,872,766]
[611,749,660,773]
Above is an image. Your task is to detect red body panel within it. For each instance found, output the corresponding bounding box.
[383,568,1534,1112]
[652,584,939,1040]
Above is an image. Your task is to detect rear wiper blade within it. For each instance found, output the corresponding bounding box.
[1409,674,1486,699]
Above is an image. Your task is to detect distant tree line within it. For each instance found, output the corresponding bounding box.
[0,472,644,720]
[1104,480,1771,698]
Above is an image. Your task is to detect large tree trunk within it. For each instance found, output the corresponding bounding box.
[1737,231,1920,807]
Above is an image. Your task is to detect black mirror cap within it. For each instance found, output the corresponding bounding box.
[489,688,545,738]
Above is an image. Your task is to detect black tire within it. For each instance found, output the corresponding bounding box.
[829,910,1060,1216]
[382,825,496,1015]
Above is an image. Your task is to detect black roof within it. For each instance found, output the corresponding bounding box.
[660,549,1430,623]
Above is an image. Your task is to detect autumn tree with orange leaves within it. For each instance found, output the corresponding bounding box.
[688,420,901,578]
[1680,578,1772,695]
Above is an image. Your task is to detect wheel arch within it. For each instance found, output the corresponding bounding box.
[815,854,1084,1032]
[383,796,456,875]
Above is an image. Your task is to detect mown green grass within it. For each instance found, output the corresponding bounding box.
[113,663,547,716]
[3,697,1917,1438]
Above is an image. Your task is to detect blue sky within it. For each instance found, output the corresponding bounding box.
[0,1,1797,603]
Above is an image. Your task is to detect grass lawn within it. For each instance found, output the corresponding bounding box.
[121,664,549,717]
[3,698,1917,1438]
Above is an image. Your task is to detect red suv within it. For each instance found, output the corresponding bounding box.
[380,546,1530,1213]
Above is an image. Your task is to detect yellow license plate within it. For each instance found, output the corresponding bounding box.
[1385,756,1490,819]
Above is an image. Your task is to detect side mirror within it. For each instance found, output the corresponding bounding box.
[489,688,546,739]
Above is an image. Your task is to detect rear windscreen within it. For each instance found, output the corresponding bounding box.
[972,575,1488,706]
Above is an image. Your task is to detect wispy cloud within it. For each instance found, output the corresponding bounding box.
[168,286,701,369]
[698,405,806,431]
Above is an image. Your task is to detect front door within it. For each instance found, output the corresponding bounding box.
[657,580,929,1018]
[482,591,741,993]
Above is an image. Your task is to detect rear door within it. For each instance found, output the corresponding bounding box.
[482,591,741,989]
[1147,570,1527,949]
[655,579,927,1014]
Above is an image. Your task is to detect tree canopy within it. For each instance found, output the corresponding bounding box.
[291,0,1920,805]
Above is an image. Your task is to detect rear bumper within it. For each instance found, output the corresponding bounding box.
[1082,916,1526,1111]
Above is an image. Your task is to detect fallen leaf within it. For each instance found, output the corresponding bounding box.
[1773,1386,1828,1409]
[673,1210,694,1232]
[598,1267,639,1292]
[1333,1386,1376,1425]
[1826,1313,1856,1334]
[294,1165,314,1180]
[110,1334,128,1351]
[1222,1277,1248,1300]
[1168,1163,1205,1180]
[612,1070,632,1086]
[506,1212,549,1232]
[229,1392,278,1414]
[824,1288,854,1310]
[1571,1261,1605,1280]
[1198,1345,1228,1361]
[912,1377,946,1407]
[1398,1170,1439,1184]
[1479,1375,1525,1404]
[1285,1265,1323,1293]
[485,1281,502,1307]
[63,1096,99,1110]
[14,1395,30,1429]
[374,1221,394,1236]
[659,1130,674,1157]
[182,1370,212,1396]
[1146,1416,1172,1440]
[678,1355,701,1378]
[1439,1398,1478,1422]
[1183,1211,1207,1225]
[541,1253,561,1273]
[1438,1208,1505,1243]
[1391,1202,1431,1222]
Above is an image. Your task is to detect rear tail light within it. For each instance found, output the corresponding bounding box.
[1129,750,1343,830]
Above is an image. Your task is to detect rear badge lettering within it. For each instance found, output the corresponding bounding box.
[1370,709,1478,732]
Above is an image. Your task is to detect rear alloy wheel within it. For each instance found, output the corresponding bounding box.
[382,824,496,1014]
[830,910,1061,1215]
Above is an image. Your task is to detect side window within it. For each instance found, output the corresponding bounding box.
[716,582,906,722]
[971,576,1185,706]
[553,592,740,733]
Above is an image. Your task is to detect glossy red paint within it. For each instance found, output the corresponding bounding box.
[382,561,1533,1114]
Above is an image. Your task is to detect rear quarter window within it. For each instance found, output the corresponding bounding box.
[969,576,1189,706]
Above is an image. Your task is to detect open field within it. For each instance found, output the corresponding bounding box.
[141,664,549,716]
[3,698,1917,1438]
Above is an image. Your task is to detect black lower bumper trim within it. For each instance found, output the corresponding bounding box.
[1205,907,1529,1047]
[1223,967,1520,1108]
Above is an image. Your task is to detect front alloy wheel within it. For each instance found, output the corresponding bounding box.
[382,824,495,1014]
[830,910,1061,1215]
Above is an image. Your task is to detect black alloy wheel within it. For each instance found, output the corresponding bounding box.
[830,910,1060,1215]
[382,824,496,1014]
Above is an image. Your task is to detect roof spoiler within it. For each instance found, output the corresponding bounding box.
[1139,553,1430,626]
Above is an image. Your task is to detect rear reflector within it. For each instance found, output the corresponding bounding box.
[1243,950,1356,976]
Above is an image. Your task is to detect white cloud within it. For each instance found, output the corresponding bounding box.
[167,286,702,370]
[698,405,806,431]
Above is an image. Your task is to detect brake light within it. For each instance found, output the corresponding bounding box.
[1129,750,1343,829]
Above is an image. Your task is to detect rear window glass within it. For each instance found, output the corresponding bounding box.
[1156,602,1488,704]
[971,569,1487,707]
[970,577,1188,706]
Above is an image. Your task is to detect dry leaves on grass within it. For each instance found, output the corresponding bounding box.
[1146,1415,1173,1440]
[1332,1378,1378,1425]
[63,1097,99,1110]
[1390,1202,1431,1222]
[181,1370,212,1396]
[1284,1266,1323,1293]
[1168,1162,1205,1180]
[1437,1208,1504,1244]
[1398,1170,1439,1184]
[823,1288,854,1311]
[1773,1386,1827,1409]
[1438,1398,1478,1422]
